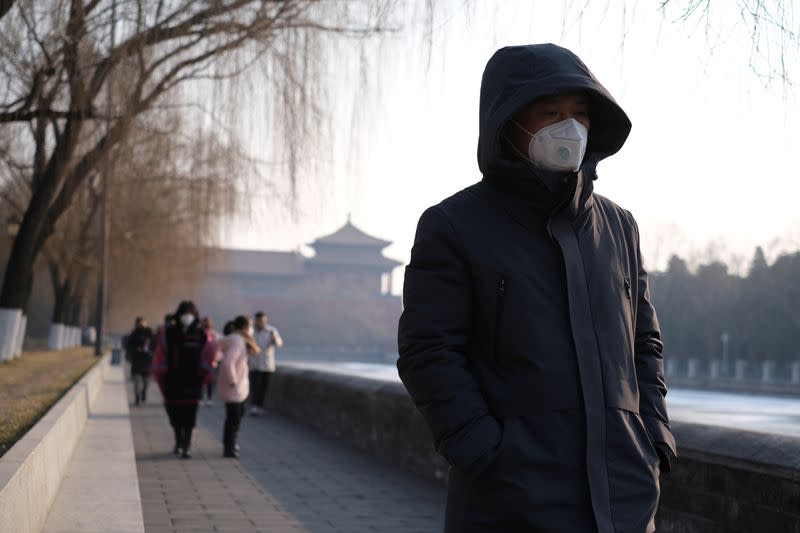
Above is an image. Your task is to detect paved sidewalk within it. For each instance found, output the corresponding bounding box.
[43,361,144,533]
[129,385,445,533]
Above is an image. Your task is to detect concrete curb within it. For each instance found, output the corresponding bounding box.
[0,354,107,533]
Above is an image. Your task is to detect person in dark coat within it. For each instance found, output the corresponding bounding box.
[153,300,215,459]
[397,44,677,533]
[126,317,154,406]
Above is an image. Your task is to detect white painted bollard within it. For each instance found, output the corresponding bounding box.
[791,362,800,385]
[48,323,65,350]
[66,326,74,348]
[761,361,777,383]
[709,359,721,380]
[687,358,701,379]
[84,326,96,346]
[13,315,26,358]
[735,359,748,381]
[60,324,69,348]
[0,307,23,362]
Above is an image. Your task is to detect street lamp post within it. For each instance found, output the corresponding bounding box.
[94,0,115,357]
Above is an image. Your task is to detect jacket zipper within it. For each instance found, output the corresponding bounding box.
[624,277,634,321]
[494,278,506,359]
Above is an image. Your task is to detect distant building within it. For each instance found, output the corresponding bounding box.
[197,219,403,351]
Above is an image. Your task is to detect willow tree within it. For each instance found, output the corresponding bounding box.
[103,109,242,331]
[0,0,399,350]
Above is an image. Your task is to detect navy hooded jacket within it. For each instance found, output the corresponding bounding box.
[398,44,676,533]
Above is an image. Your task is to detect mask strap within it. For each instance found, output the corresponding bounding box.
[511,119,536,137]
[502,133,534,164]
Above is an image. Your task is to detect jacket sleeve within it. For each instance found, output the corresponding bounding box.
[397,206,501,477]
[151,329,167,394]
[217,340,236,386]
[200,333,216,385]
[272,328,284,348]
[204,338,222,369]
[630,214,677,465]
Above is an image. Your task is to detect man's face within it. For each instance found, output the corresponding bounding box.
[506,92,590,155]
[256,315,268,329]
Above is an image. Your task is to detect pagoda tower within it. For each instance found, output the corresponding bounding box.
[306,217,401,296]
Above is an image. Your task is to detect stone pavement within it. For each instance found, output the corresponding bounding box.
[43,360,144,533]
[129,384,445,533]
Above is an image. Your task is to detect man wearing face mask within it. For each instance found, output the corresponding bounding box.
[152,300,216,459]
[397,44,676,532]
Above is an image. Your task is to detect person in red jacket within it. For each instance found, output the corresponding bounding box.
[152,300,215,458]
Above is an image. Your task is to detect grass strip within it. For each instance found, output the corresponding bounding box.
[0,347,100,458]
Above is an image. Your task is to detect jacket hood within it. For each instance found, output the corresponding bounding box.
[478,44,631,190]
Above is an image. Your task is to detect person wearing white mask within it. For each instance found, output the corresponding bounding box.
[152,300,215,459]
[213,315,260,458]
[397,44,676,532]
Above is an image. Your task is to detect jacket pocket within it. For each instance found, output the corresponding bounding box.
[631,410,659,467]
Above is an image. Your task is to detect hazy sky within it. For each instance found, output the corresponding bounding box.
[227,1,800,288]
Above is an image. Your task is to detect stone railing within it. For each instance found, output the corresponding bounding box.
[666,358,800,396]
[268,366,800,532]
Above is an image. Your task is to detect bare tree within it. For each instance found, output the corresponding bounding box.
[0,0,398,313]
[31,97,244,332]
[660,0,799,86]
[103,108,243,331]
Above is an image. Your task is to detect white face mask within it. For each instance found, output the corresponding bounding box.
[179,313,194,327]
[513,118,588,172]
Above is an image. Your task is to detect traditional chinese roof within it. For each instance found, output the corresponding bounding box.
[306,219,401,271]
[310,220,392,249]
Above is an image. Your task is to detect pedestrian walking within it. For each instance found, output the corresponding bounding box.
[214,315,260,458]
[126,317,154,406]
[248,311,283,416]
[152,300,215,459]
[397,44,676,533]
[201,317,221,406]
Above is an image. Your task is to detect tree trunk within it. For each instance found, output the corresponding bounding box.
[51,278,71,325]
[1,209,46,310]
[0,0,14,21]
[67,269,90,326]
[0,118,85,309]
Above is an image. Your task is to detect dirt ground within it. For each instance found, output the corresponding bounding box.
[0,347,99,457]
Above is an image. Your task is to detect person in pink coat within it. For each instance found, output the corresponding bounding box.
[214,315,260,458]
